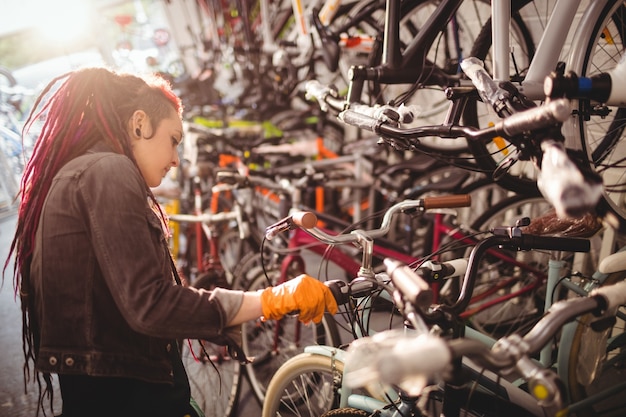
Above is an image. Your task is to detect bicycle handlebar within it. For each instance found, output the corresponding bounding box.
[345,262,626,411]
[495,99,570,136]
[384,258,434,311]
[423,194,471,209]
[304,80,347,113]
[308,55,603,220]
[461,57,515,116]
[495,232,591,253]
[265,194,472,243]
[168,210,240,224]
[338,98,571,142]
[264,211,318,240]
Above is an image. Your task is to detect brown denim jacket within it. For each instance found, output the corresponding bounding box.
[29,147,244,384]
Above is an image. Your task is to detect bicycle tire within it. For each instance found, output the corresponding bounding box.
[566,269,626,417]
[568,0,626,227]
[230,251,265,289]
[242,267,342,405]
[182,273,243,417]
[320,408,369,417]
[262,351,533,417]
[218,227,258,283]
[261,352,346,417]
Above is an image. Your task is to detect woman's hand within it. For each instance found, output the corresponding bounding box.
[261,274,338,323]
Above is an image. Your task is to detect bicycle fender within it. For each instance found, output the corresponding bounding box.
[303,345,347,362]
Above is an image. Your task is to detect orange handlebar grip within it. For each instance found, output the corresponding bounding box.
[292,211,318,229]
[423,194,471,210]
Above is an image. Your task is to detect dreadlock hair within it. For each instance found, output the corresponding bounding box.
[3,66,182,414]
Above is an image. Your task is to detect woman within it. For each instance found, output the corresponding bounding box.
[5,67,337,417]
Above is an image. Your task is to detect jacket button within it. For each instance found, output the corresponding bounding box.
[49,356,58,366]
[65,357,75,367]
[166,343,172,352]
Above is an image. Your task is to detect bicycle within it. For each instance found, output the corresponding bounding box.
[261,213,625,417]
[340,255,626,417]
[236,149,600,404]
[164,126,275,417]
[305,0,626,215]
[168,199,252,417]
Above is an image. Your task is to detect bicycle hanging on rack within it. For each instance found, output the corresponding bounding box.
[306,0,626,224]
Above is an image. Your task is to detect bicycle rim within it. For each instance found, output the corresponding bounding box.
[566,270,626,417]
[218,228,258,283]
[242,269,341,404]
[181,270,243,417]
[182,339,242,417]
[262,352,346,417]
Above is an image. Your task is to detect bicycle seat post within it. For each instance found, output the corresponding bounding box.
[540,254,567,366]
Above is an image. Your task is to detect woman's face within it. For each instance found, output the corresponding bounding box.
[132,112,183,188]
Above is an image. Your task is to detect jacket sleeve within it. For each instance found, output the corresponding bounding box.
[79,154,244,340]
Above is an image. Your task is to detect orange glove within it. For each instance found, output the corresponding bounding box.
[260,274,338,323]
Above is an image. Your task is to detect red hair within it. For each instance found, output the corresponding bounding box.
[3,67,182,404]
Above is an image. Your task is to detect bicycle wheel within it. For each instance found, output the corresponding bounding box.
[242,267,342,404]
[320,409,369,417]
[568,0,626,226]
[261,352,346,417]
[566,270,626,417]
[230,252,265,289]
[218,227,259,283]
[181,274,243,417]
[261,350,533,417]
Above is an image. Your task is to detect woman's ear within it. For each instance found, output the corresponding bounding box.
[130,110,148,139]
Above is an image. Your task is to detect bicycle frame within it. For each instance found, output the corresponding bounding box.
[268,208,548,352]
[493,0,607,99]
[298,239,597,417]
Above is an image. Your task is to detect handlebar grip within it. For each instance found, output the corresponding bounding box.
[418,258,468,282]
[422,194,471,210]
[461,57,504,108]
[496,99,570,137]
[305,80,328,97]
[384,258,434,310]
[518,235,590,252]
[292,211,318,229]
[325,280,350,306]
[591,280,626,312]
[265,212,316,240]
[338,109,379,132]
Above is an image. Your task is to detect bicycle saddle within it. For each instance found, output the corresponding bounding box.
[523,209,602,238]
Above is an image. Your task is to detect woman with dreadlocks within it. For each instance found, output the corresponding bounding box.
[5,67,337,417]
